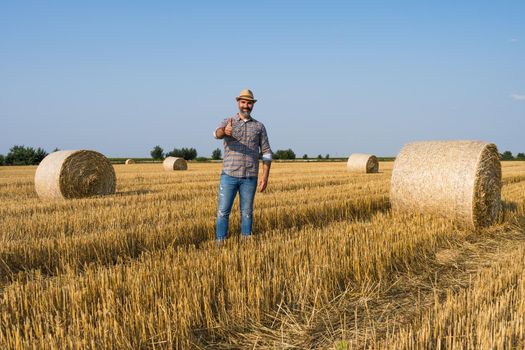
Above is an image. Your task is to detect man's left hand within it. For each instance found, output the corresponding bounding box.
[258,177,268,192]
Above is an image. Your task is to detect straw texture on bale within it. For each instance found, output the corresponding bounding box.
[125,159,135,164]
[346,153,379,173]
[163,157,188,171]
[35,150,117,200]
[390,140,501,228]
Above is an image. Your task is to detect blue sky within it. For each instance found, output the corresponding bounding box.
[1,1,524,157]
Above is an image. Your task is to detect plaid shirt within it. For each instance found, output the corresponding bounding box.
[214,115,273,178]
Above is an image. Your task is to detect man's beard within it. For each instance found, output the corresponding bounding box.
[240,109,251,117]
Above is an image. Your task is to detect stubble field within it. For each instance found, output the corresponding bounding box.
[1,161,525,349]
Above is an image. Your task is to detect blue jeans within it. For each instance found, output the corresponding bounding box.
[216,172,258,240]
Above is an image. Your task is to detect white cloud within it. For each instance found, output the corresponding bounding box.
[509,38,519,43]
[511,94,525,101]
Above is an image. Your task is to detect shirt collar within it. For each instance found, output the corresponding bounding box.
[237,113,252,122]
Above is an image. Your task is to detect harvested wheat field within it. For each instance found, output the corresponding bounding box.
[1,161,525,349]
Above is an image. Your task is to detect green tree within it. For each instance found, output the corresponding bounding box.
[517,152,525,160]
[167,148,181,158]
[211,148,222,160]
[500,151,514,161]
[0,154,4,166]
[325,154,330,159]
[273,149,296,160]
[150,145,164,160]
[167,147,198,160]
[6,145,30,165]
[302,154,308,159]
[317,154,322,159]
[33,147,48,164]
[5,145,48,165]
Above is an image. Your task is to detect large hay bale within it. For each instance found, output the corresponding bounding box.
[390,140,501,228]
[125,159,135,165]
[163,157,187,171]
[35,150,116,200]
[347,153,379,173]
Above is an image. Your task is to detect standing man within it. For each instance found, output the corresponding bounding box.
[213,89,273,241]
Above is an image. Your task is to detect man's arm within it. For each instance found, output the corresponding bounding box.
[258,124,273,192]
[215,127,226,139]
[258,161,271,192]
[214,118,233,139]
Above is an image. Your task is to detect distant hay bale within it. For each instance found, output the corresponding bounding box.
[163,157,187,171]
[346,153,379,173]
[125,159,135,164]
[35,150,116,200]
[390,140,502,228]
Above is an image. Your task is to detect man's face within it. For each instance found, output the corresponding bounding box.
[238,99,254,117]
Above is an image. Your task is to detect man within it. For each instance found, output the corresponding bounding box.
[213,89,273,241]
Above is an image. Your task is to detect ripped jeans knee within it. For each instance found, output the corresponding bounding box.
[217,208,231,219]
[240,208,253,219]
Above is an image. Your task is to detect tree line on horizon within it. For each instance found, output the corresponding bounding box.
[0,146,50,166]
[150,146,305,161]
[1,145,524,165]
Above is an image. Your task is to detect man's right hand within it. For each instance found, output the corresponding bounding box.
[224,118,233,137]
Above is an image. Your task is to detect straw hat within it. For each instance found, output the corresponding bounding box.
[235,89,257,102]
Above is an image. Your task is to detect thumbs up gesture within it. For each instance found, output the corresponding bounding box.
[224,118,233,137]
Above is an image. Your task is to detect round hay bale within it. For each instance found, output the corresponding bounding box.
[163,157,187,171]
[347,153,379,173]
[35,150,116,200]
[125,159,135,165]
[390,140,501,228]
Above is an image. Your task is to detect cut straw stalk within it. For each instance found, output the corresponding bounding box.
[390,140,502,228]
[34,150,116,200]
